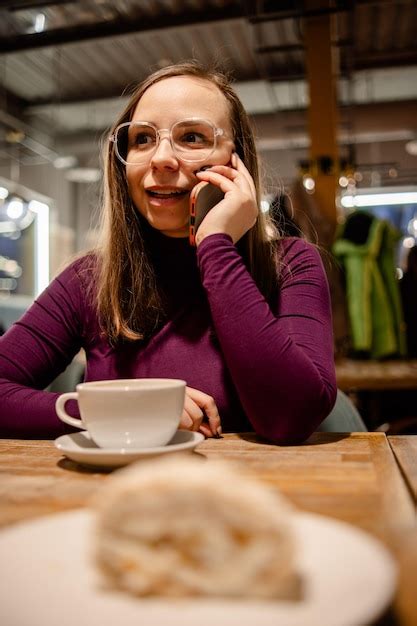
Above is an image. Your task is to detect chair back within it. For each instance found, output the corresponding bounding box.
[318,389,367,432]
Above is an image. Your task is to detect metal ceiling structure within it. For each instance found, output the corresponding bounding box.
[0,0,416,183]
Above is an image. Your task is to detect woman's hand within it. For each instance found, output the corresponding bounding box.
[179,386,222,438]
[194,152,258,246]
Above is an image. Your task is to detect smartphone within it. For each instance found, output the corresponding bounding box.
[189,181,224,246]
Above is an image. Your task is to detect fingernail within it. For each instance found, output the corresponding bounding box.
[184,416,193,428]
[216,426,222,437]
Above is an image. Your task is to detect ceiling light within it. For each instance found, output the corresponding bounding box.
[6,198,24,220]
[405,140,417,156]
[302,176,315,192]
[0,187,9,200]
[65,168,101,183]
[53,156,78,169]
[341,192,417,208]
[5,129,25,144]
[407,218,417,237]
[403,237,415,249]
[34,13,46,33]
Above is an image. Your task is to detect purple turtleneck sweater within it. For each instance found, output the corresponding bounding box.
[0,232,336,443]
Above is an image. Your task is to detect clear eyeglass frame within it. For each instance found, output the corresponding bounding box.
[109,117,227,165]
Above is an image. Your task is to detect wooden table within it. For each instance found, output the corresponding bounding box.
[336,359,417,391]
[389,436,417,503]
[0,433,416,625]
[387,435,417,626]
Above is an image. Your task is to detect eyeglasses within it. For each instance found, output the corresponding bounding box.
[110,118,227,165]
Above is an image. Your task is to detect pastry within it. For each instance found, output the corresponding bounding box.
[93,456,299,599]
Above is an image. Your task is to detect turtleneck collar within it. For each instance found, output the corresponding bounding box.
[140,218,200,289]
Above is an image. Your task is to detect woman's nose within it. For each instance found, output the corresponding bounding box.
[150,136,178,169]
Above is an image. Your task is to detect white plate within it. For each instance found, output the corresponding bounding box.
[54,430,204,468]
[0,510,396,626]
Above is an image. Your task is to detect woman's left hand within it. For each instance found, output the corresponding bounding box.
[194,152,259,246]
[180,386,222,438]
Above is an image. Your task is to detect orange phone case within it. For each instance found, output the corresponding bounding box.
[189,181,224,246]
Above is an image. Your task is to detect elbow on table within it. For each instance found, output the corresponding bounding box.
[253,385,337,446]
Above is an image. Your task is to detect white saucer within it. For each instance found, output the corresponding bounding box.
[0,509,397,626]
[54,430,205,468]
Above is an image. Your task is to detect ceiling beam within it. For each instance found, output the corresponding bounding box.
[257,45,417,72]
[0,86,29,115]
[244,0,408,24]
[3,0,73,10]
[256,39,352,54]
[353,48,417,70]
[248,3,351,24]
[0,7,244,53]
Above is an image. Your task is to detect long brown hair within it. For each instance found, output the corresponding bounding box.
[96,60,280,343]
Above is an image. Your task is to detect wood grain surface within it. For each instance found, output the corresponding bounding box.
[0,439,108,527]
[0,433,414,532]
[199,433,416,540]
[389,436,417,502]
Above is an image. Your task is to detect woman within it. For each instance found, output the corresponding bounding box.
[0,61,336,443]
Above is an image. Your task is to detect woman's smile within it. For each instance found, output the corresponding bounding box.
[145,185,191,206]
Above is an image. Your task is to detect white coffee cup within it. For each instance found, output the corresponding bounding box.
[55,378,186,449]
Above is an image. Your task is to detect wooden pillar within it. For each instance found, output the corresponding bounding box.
[304,2,339,240]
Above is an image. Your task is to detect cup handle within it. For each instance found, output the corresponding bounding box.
[55,392,84,429]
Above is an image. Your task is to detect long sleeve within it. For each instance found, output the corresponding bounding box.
[0,235,337,442]
[0,261,87,437]
[197,234,337,444]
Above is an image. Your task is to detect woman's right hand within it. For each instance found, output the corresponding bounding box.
[179,386,222,438]
[194,152,258,246]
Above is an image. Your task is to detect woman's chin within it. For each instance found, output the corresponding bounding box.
[160,227,189,238]
[136,203,189,237]
[147,217,189,238]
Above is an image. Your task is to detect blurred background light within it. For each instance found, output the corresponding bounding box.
[342,192,417,208]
